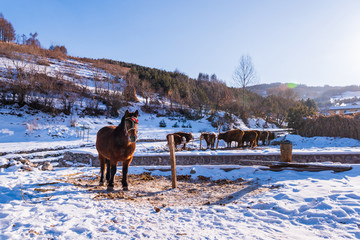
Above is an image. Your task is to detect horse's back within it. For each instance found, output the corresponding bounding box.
[97,126,116,141]
[97,125,116,136]
[96,126,116,154]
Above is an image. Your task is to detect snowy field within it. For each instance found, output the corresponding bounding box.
[1,106,360,239]
[1,163,360,239]
[1,57,360,239]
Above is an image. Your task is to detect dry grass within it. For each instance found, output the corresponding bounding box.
[71,57,131,77]
[298,113,360,140]
[60,172,268,207]
[0,42,66,60]
[0,42,130,78]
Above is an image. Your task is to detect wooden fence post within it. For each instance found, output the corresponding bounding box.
[216,124,222,149]
[168,134,177,188]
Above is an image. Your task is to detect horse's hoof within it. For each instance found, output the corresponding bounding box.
[99,182,105,186]
[107,186,114,191]
[123,187,129,191]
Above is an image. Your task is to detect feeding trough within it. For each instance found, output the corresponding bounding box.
[280,140,293,162]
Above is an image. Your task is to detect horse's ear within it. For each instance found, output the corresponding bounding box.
[134,110,139,117]
[125,110,129,117]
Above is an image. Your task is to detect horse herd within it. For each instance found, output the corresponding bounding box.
[168,129,276,151]
[95,109,276,190]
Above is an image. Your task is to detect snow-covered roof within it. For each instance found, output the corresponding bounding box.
[329,104,360,110]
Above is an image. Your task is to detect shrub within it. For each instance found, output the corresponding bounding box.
[159,119,166,128]
[297,114,360,140]
[49,45,67,55]
[36,58,50,66]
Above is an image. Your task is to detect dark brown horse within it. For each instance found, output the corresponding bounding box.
[173,132,193,150]
[259,131,270,145]
[217,129,244,148]
[166,133,186,150]
[96,110,139,191]
[242,130,258,148]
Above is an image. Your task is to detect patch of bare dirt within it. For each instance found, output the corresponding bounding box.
[60,172,270,207]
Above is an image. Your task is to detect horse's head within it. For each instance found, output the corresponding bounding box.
[124,110,139,143]
[217,132,225,140]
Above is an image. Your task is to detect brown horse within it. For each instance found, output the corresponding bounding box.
[96,110,139,191]
[200,132,216,149]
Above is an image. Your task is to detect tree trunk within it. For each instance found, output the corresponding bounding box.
[242,86,245,112]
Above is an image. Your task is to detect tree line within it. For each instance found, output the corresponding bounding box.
[92,57,316,128]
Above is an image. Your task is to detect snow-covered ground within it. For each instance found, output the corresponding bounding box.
[1,163,360,239]
[1,55,360,239]
[1,104,360,239]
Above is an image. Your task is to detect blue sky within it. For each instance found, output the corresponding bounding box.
[2,0,360,87]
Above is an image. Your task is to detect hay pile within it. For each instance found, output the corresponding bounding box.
[297,113,360,140]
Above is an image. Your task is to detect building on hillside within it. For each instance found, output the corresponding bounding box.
[328,104,360,115]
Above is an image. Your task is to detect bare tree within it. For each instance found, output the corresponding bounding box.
[26,32,41,47]
[9,56,29,105]
[233,55,257,112]
[140,80,154,106]
[92,68,103,94]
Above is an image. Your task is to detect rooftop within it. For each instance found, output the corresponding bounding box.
[329,104,360,110]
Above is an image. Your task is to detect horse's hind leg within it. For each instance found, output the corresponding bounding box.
[99,154,106,186]
[105,159,111,182]
[107,162,117,190]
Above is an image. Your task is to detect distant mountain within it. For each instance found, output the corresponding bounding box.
[248,83,360,111]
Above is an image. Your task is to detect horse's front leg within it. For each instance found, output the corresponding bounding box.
[107,162,117,190]
[182,143,186,150]
[122,160,132,191]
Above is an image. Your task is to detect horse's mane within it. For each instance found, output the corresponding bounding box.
[112,116,127,146]
[115,115,127,135]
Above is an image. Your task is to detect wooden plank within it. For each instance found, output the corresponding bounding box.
[261,162,352,172]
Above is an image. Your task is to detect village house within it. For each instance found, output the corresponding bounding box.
[328,104,360,115]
